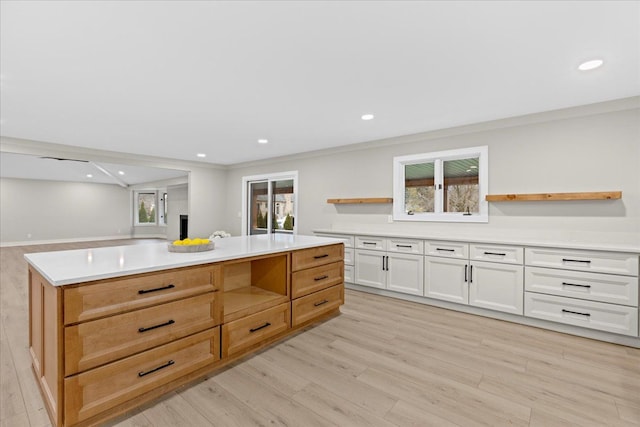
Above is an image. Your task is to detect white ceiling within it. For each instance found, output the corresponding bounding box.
[0,152,187,186]
[1,1,639,166]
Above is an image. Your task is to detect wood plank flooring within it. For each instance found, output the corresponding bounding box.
[2,239,639,426]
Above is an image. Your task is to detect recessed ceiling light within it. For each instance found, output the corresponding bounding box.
[118,170,125,175]
[578,59,604,71]
[361,114,374,121]
[196,153,206,158]
[258,139,269,144]
[86,174,93,178]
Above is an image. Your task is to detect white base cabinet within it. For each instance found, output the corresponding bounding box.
[424,257,468,304]
[354,249,386,289]
[470,261,523,315]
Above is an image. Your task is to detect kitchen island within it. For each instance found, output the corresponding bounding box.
[25,234,345,427]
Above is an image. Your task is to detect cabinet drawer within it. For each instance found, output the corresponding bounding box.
[64,328,220,425]
[525,248,638,276]
[64,265,221,325]
[525,267,638,307]
[64,292,222,376]
[387,238,424,254]
[315,233,354,248]
[292,284,344,327]
[292,244,344,271]
[344,248,354,266]
[424,241,469,259]
[222,302,290,358]
[292,261,343,299]
[344,265,354,283]
[524,292,638,337]
[355,236,387,251]
[470,244,523,265]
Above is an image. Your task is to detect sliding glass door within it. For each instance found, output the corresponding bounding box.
[245,172,297,236]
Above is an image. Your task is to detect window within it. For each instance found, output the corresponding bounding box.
[242,172,298,235]
[393,146,488,222]
[134,190,167,226]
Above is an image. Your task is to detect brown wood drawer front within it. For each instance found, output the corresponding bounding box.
[292,261,344,299]
[292,244,344,271]
[64,264,221,325]
[64,328,220,425]
[64,292,222,376]
[292,284,344,327]
[222,302,290,358]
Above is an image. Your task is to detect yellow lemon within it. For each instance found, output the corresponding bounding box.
[182,238,192,244]
[192,238,203,245]
[201,239,210,244]
[172,240,183,246]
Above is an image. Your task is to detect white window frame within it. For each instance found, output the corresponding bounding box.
[393,146,488,223]
[241,171,298,236]
[133,190,159,226]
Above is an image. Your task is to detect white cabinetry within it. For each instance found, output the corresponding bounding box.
[425,242,524,315]
[354,236,424,295]
[524,247,639,336]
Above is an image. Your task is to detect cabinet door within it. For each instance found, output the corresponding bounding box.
[354,250,386,289]
[469,261,523,315]
[424,257,468,303]
[387,253,424,295]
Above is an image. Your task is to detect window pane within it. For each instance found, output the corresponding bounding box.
[163,192,168,224]
[249,181,268,235]
[272,179,294,233]
[443,158,479,213]
[404,162,435,214]
[137,193,156,224]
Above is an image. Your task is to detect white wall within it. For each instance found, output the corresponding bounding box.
[223,100,640,245]
[188,166,228,239]
[0,178,131,244]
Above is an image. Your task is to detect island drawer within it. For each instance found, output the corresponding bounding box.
[292,261,343,299]
[64,328,220,425]
[292,244,344,271]
[64,292,222,375]
[222,302,290,357]
[524,292,638,337]
[470,244,524,265]
[525,248,638,276]
[64,264,221,325]
[424,241,469,259]
[525,267,638,307]
[292,284,344,327]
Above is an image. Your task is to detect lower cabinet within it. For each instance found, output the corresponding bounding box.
[424,257,524,315]
[355,249,424,295]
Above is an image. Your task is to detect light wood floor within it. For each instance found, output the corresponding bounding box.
[2,240,639,426]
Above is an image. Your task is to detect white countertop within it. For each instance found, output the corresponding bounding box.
[24,234,341,286]
[313,229,640,253]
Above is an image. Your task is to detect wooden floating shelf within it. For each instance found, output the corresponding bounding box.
[485,191,622,202]
[327,198,393,204]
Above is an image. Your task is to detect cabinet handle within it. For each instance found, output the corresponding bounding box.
[313,254,329,259]
[562,282,591,289]
[484,251,506,256]
[314,275,329,281]
[314,299,329,307]
[464,265,468,283]
[469,265,473,283]
[385,256,389,271]
[138,284,175,295]
[562,258,591,264]
[249,322,271,333]
[363,242,377,246]
[562,309,591,317]
[396,244,412,248]
[138,360,175,377]
[436,248,455,252]
[138,319,175,333]
[382,256,385,271]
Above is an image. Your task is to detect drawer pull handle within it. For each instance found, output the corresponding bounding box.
[313,254,329,259]
[138,284,175,295]
[436,248,455,252]
[396,244,412,248]
[562,282,591,289]
[484,251,506,256]
[562,309,591,317]
[138,319,175,333]
[314,299,329,307]
[314,275,329,281]
[138,360,175,377]
[363,242,377,246]
[562,258,591,264]
[249,322,271,333]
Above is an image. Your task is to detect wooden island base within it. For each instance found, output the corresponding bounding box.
[28,242,344,427]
